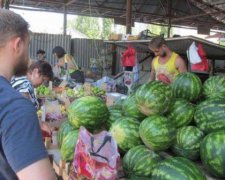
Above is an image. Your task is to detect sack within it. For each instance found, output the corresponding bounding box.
[191,43,209,72]
[187,42,201,64]
[121,44,136,67]
[70,127,120,180]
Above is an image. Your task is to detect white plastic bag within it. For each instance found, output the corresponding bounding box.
[187,42,201,64]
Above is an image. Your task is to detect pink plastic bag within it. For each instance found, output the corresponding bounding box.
[70,127,120,180]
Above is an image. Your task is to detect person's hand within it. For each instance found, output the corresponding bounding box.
[41,122,55,135]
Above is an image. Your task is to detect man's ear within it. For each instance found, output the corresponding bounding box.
[13,37,22,54]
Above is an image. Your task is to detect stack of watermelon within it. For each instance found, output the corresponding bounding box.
[58,96,109,162]
[56,72,225,179]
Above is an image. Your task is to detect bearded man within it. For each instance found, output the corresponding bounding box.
[148,36,187,84]
[0,10,55,180]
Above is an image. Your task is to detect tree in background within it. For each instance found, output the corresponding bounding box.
[148,24,173,37]
[68,15,113,39]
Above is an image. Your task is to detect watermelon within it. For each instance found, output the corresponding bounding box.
[135,81,172,116]
[68,96,109,130]
[194,98,225,133]
[167,99,195,128]
[200,131,225,177]
[172,72,202,102]
[60,130,79,162]
[173,126,204,160]
[123,145,162,178]
[57,120,75,148]
[106,105,124,128]
[139,115,176,151]
[203,75,225,99]
[122,95,145,120]
[151,157,206,180]
[110,117,142,152]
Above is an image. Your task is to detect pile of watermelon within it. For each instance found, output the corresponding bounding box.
[57,72,225,179]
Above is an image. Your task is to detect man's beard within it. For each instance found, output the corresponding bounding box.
[160,50,167,58]
[14,54,29,77]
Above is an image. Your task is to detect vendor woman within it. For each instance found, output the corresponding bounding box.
[11,60,54,134]
[52,46,85,83]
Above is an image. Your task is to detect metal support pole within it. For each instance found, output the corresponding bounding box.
[111,44,117,75]
[167,0,172,38]
[63,5,67,35]
[126,0,132,34]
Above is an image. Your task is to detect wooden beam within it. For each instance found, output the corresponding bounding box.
[63,5,67,35]
[126,0,132,34]
[66,0,77,6]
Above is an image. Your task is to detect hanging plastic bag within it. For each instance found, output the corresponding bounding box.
[70,127,120,180]
[121,44,136,67]
[187,42,202,64]
[191,43,209,72]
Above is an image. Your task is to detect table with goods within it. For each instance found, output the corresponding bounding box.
[39,73,225,180]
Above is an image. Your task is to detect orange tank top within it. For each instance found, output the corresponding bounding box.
[153,52,179,84]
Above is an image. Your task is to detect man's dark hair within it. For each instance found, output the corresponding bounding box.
[52,46,66,59]
[0,10,29,47]
[36,49,45,55]
[149,36,167,49]
[29,60,53,80]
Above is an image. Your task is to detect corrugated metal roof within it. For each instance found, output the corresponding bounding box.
[10,0,225,31]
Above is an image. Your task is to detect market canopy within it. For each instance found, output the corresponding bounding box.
[9,0,225,31]
[105,36,225,60]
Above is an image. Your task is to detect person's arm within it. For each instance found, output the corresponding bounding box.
[148,58,156,82]
[17,159,56,180]
[176,56,187,73]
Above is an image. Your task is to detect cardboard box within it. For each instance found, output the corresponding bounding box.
[108,34,122,41]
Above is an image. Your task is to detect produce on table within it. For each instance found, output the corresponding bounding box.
[122,95,145,120]
[135,81,173,116]
[57,120,75,148]
[110,117,142,152]
[36,85,51,96]
[173,126,204,160]
[60,130,79,162]
[172,72,202,102]
[151,157,206,180]
[139,115,176,151]
[194,98,225,133]
[203,75,225,99]
[123,145,162,178]
[91,86,106,96]
[200,131,225,178]
[68,96,109,130]
[167,99,195,128]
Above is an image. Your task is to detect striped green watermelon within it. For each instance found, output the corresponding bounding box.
[139,115,176,151]
[167,99,195,128]
[106,105,124,128]
[68,96,109,130]
[123,145,162,178]
[122,95,145,120]
[60,130,79,162]
[151,157,206,180]
[194,98,225,133]
[57,120,75,148]
[203,75,225,99]
[110,117,142,152]
[172,72,202,102]
[173,126,204,160]
[200,131,225,177]
[135,81,172,116]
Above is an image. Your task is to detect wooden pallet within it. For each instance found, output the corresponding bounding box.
[52,159,71,180]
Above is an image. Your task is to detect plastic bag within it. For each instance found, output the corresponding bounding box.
[187,42,201,64]
[70,127,120,180]
[191,43,209,72]
[45,100,63,120]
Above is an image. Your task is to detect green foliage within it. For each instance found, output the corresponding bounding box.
[68,16,113,39]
